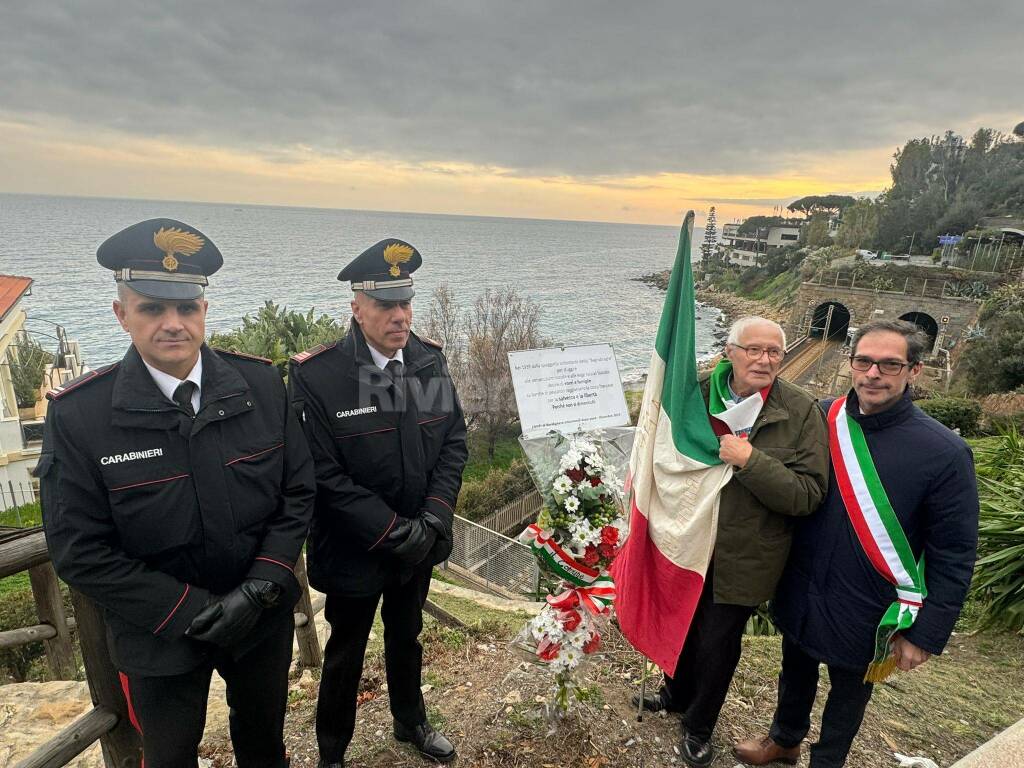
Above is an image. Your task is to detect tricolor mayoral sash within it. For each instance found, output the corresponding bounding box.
[828,396,926,683]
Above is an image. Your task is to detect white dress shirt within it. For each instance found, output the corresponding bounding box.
[143,355,203,413]
[366,345,404,371]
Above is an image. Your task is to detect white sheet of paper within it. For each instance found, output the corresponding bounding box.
[508,344,630,437]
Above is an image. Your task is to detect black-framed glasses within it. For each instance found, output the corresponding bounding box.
[849,356,909,375]
[731,343,785,362]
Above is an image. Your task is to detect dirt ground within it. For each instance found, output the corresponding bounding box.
[197,590,1024,768]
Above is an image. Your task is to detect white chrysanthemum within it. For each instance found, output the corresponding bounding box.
[560,647,582,669]
[552,475,573,495]
[559,448,583,471]
[564,496,581,513]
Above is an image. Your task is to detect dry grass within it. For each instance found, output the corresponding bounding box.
[200,593,1024,768]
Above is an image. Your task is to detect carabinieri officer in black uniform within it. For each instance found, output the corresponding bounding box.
[39,219,315,768]
[289,239,468,766]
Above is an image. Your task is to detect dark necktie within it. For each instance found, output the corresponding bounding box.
[385,358,404,381]
[173,380,197,418]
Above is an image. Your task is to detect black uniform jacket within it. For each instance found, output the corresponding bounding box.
[288,321,468,597]
[39,344,315,675]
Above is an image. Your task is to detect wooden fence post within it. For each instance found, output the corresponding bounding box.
[70,590,142,768]
[292,550,322,669]
[27,562,77,680]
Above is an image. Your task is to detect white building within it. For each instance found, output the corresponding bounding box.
[720,219,802,267]
[1,274,86,509]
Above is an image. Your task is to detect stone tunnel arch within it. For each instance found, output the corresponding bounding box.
[810,301,851,340]
[899,311,938,351]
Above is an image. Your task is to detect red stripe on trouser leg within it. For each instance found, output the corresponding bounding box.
[118,671,145,768]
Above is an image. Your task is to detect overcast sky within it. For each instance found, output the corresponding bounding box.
[1,0,1020,223]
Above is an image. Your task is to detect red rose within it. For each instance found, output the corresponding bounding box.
[537,639,561,661]
[598,543,616,560]
[583,633,601,654]
[589,476,602,487]
[566,468,585,483]
[600,526,619,545]
[583,545,600,566]
[560,609,582,632]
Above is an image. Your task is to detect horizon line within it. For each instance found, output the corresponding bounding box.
[0,190,710,230]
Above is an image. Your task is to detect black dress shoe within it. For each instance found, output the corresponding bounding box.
[631,686,675,713]
[317,761,344,768]
[394,720,457,763]
[680,733,715,768]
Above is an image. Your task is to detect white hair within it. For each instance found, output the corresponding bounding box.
[727,316,787,348]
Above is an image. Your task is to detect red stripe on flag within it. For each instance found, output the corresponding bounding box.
[828,399,896,582]
[611,500,705,676]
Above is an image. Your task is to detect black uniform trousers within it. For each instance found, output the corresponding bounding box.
[118,614,294,768]
[316,565,433,762]
[769,635,874,768]
[662,567,755,744]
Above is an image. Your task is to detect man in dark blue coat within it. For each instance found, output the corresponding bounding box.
[289,239,467,767]
[734,319,978,768]
[41,219,316,768]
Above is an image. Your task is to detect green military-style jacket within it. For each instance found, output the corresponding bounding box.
[700,374,829,606]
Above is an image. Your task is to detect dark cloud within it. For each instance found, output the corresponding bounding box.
[1,1,1020,177]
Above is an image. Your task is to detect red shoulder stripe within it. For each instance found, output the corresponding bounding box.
[46,364,118,400]
[290,342,336,364]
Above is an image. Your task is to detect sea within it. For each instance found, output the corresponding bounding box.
[0,193,722,382]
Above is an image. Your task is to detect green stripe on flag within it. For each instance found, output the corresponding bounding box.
[655,211,721,465]
[846,416,921,587]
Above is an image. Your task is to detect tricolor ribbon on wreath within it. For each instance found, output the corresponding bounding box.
[828,396,927,683]
[546,576,616,616]
[520,523,603,586]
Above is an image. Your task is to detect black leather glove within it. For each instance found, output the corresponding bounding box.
[185,579,281,648]
[385,517,437,565]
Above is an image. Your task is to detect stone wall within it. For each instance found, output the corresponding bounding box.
[788,282,981,356]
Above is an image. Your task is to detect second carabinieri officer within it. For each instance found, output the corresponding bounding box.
[40,219,315,768]
[289,238,468,766]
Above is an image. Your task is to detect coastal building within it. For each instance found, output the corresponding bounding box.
[0,274,86,508]
[720,219,802,267]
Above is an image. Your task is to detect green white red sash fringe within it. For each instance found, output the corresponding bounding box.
[828,396,926,682]
[520,523,602,586]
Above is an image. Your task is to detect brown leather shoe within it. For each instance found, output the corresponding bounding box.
[733,735,800,766]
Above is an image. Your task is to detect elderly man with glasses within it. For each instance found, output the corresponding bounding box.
[635,316,829,767]
[734,319,978,768]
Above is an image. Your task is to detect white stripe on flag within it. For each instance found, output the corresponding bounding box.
[835,410,915,587]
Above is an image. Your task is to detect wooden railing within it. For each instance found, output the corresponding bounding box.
[1,528,325,768]
[2,527,140,767]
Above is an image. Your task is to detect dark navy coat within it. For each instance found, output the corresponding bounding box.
[771,388,978,670]
[41,345,316,675]
[288,322,467,597]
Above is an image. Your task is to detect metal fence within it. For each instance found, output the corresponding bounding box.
[473,489,543,536]
[1,481,37,514]
[448,514,540,598]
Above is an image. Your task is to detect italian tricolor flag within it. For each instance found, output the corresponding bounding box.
[612,212,748,675]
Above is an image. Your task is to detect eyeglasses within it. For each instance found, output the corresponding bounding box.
[849,356,909,375]
[731,343,785,362]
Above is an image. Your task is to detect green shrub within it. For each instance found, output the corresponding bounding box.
[8,337,54,407]
[971,427,1024,632]
[456,459,533,522]
[0,580,75,682]
[918,397,982,436]
[209,301,345,379]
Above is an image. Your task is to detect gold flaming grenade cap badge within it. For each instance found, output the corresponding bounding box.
[383,242,413,277]
[154,227,205,272]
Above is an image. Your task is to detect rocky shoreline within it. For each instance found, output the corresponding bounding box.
[634,270,789,326]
